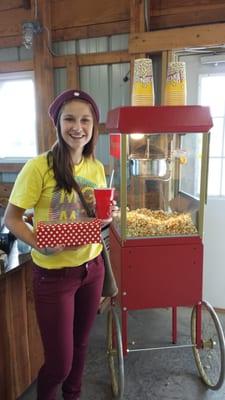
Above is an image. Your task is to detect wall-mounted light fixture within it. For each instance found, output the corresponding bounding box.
[22,21,42,49]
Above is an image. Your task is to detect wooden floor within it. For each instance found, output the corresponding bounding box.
[18,306,225,400]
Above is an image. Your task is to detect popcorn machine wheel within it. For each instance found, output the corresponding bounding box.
[104,106,225,400]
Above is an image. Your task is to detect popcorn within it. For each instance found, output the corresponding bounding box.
[115,208,197,237]
[37,218,102,248]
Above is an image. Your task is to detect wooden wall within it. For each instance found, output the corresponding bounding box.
[0,0,130,48]
[149,0,225,30]
[1,1,225,48]
[52,0,130,41]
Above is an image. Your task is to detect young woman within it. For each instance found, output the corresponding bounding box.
[4,89,107,400]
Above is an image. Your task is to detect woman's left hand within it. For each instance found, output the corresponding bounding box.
[100,200,119,226]
[37,245,65,256]
[111,199,119,214]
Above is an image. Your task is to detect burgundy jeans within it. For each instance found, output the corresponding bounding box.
[32,255,104,400]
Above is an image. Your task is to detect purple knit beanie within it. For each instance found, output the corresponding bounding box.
[48,89,100,125]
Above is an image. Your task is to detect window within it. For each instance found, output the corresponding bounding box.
[0,71,37,162]
[199,74,225,197]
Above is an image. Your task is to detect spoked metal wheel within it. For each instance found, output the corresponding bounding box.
[191,300,225,390]
[107,307,125,399]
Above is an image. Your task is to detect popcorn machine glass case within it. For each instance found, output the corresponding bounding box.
[106,106,212,312]
[107,106,212,241]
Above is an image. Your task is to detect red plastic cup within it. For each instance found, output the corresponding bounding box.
[94,188,115,220]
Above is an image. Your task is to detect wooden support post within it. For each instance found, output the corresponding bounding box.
[66,54,79,89]
[33,0,55,153]
[130,0,146,34]
[129,1,148,207]
[129,0,146,92]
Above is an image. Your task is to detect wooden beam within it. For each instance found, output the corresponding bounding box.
[0,36,22,48]
[51,0,129,30]
[0,21,130,49]
[66,54,79,89]
[0,1,26,11]
[0,60,33,73]
[149,1,225,30]
[150,1,225,17]
[0,23,130,50]
[53,51,131,68]
[33,0,55,153]
[129,0,146,98]
[53,20,129,42]
[0,6,32,38]
[0,163,25,173]
[130,0,145,34]
[78,51,131,66]
[129,22,225,53]
[150,8,225,31]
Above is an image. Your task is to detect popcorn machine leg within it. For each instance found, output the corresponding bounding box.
[172,307,177,344]
[122,308,128,356]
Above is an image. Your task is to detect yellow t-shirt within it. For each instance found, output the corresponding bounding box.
[9,153,107,269]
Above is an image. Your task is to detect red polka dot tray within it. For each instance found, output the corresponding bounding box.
[37,218,102,248]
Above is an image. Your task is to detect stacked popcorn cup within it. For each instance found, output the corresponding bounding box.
[164,61,187,105]
[131,58,155,106]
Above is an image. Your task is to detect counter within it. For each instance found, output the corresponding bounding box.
[0,240,30,275]
[0,242,43,400]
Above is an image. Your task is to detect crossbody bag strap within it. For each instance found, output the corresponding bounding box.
[75,181,95,218]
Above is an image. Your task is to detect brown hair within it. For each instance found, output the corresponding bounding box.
[47,100,99,195]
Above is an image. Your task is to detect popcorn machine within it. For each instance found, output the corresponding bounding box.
[105,106,225,399]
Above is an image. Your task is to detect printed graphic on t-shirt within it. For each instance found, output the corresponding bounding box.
[48,176,96,221]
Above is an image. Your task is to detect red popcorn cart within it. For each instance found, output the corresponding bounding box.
[105,106,225,399]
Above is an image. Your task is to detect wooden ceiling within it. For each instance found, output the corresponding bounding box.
[0,0,130,48]
[149,0,225,30]
[1,0,225,48]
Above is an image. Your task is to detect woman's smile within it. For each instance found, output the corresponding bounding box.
[69,131,85,139]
